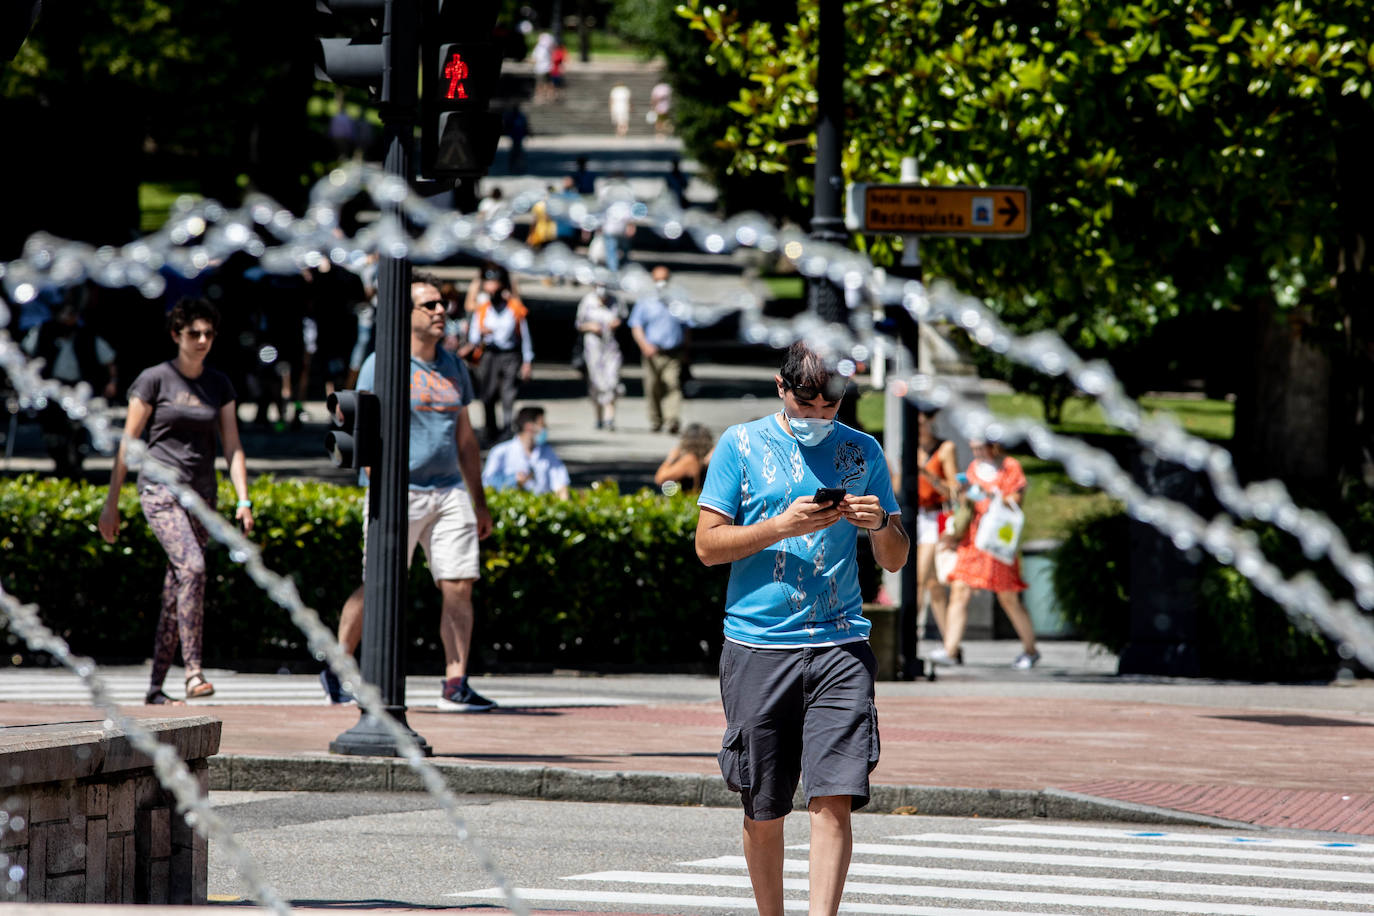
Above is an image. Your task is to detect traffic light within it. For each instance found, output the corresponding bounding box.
[420,0,505,179]
[325,390,381,469]
[315,0,391,98]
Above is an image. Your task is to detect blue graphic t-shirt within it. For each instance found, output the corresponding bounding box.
[356,349,475,491]
[697,414,900,646]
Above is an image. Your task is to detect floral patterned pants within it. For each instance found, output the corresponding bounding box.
[139,484,209,690]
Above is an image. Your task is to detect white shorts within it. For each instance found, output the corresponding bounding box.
[362,485,480,582]
[916,507,942,546]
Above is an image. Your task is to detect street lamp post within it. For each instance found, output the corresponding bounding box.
[807,0,848,326]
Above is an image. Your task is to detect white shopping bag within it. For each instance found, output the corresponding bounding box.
[973,492,1024,565]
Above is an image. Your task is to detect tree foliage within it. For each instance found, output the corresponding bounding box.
[677,0,1374,482]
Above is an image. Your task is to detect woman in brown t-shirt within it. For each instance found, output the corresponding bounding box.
[98,298,254,705]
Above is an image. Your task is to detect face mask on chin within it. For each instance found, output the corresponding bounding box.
[784,411,835,447]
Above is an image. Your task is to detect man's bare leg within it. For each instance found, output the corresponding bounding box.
[742,814,786,916]
[808,795,853,916]
[337,584,364,654]
[438,578,475,681]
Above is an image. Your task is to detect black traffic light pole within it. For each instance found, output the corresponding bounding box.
[331,0,432,757]
[807,0,848,326]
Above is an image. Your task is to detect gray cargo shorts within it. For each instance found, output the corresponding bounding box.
[716,639,880,821]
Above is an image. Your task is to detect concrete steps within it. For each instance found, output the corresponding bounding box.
[495,59,668,139]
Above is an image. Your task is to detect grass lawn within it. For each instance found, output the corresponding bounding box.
[139,182,204,233]
[856,388,1234,541]
[762,275,805,301]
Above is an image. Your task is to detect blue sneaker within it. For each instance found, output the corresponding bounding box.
[319,668,354,704]
[437,679,496,712]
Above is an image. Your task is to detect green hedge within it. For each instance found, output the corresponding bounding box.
[0,475,728,672]
[1052,508,1339,681]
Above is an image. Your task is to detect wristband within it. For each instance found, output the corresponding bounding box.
[872,509,889,532]
[237,499,253,509]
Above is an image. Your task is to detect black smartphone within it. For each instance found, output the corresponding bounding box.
[813,487,846,508]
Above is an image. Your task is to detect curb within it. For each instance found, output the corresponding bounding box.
[210,754,1257,832]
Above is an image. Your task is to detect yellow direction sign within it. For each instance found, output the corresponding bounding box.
[846,184,1030,237]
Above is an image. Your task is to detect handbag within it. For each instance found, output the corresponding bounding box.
[973,492,1025,565]
[945,497,973,543]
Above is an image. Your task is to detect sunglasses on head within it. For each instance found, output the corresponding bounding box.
[413,299,447,312]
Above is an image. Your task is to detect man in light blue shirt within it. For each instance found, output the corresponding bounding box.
[696,342,909,916]
[323,273,497,713]
[628,264,686,434]
[482,405,571,499]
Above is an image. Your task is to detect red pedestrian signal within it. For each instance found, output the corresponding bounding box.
[445,51,470,100]
[420,0,505,180]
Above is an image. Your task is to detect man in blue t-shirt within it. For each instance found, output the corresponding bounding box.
[321,274,497,712]
[696,342,909,916]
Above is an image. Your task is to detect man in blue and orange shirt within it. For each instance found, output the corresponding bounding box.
[323,273,497,713]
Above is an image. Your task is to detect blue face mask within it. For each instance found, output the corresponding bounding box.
[533,429,549,447]
[785,412,835,447]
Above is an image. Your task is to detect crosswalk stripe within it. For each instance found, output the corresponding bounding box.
[567,870,1363,916]
[451,887,1052,915]
[0,673,637,708]
[880,832,1370,866]
[985,823,1374,852]
[684,856,1374,906]
[836,843,1374,884]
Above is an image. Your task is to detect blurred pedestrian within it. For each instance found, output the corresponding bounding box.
[596,173,636,272]
[912,409,959,674]
[465,264,533,443]
[481,405,570,499]
[629,265,686,434]
[550,38,567,99]
[532,32,555,104]
[609,82,631,137]
[575,284,623,430]
[345,253,379,390]
[932,439,1040,669]
[477,185,505,219]
[572,155,596,194]
[654,423,713,494]
[21,294,119,475]
[503,104,529,174]
[98,298,254,705]
[648,81,672,137]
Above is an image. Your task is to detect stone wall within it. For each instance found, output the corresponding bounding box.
[0,716,221,904]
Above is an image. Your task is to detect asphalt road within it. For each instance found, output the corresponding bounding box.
[208,792,1374,914]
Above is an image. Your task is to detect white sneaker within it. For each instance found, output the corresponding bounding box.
[1013,651,1041,670]
[927,646,963,666]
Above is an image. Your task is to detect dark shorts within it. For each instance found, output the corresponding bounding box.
[717,640,880,821]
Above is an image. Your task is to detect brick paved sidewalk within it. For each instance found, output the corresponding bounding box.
[4,687,1372,836]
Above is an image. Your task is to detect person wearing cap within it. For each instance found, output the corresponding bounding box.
[575,283,624,430]
[628,265,686,434]
[464,264,533,443]
[695,341,908,915]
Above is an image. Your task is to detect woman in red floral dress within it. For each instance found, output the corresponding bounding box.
[928,440,1041,669]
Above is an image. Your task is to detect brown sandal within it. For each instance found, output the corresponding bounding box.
[146,689,186,706]
[184,672,215,699]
